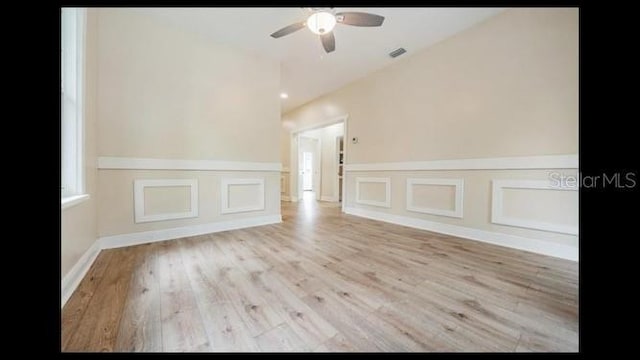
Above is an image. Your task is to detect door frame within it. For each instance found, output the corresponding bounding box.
[290,114,349,212]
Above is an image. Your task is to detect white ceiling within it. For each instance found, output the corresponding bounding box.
[131,8,504,113]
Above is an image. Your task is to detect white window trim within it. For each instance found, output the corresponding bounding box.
[61,8,87,204]
[62,194,90,210]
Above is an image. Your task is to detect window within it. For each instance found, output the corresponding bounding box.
[61,8,86,200]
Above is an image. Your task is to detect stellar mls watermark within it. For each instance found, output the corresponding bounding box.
[549,172,637,189]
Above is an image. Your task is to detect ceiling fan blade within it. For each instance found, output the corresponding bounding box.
[336,12,385,27]
[270,22,306,38]
[320,32,335,53]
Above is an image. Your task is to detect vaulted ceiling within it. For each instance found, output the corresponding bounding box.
[132,8,504,113]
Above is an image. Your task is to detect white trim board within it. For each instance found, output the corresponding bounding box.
[406,178,464,218]
[100,215,282,250]
[62,239,101,308]
[61,194,90,210]
[98,157,282,172]
[344,207,577,261]
[134,179,199,223]
[281,195,291,201]
[492,179,578,235]
[320,195,339,202]
[355,177,391,208]
[221,178,265,214]
[346,154,578,172]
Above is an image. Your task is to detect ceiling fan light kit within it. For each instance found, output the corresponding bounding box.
[270,9,385,53]
[306,11,336,35]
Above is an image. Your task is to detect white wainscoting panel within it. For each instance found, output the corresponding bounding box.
[221,178,265,214]
[406,178,464,218]
[134,179,198,223]
[492,179,578,235]
[355,177,391,208]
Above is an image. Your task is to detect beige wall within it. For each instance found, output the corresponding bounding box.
[96,9,282,239]
[62,9,99,278]
[144,186,192,215]
[281,8,579,258]
[280,127,291,199]
[97,9,280,162]
[283,8,578,162]
[281,127,291,169]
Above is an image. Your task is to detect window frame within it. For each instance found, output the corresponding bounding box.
[61,8,87,205]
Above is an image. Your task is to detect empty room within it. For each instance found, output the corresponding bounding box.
[61,7,578,352]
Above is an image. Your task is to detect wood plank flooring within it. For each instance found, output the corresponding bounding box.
[62,199,578,352]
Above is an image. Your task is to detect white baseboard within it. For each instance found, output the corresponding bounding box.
[281,195,291,201]
[344,207,577,261]
[62,239,101,308]
[100,215,282,249]
[320,195,338,202]
[291,196,299,202]
[62,215,282,308]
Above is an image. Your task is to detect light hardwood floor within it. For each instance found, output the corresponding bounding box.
[62,197,578,352]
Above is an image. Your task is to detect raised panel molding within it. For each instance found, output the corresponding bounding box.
[134,179,198,223]
[221,178,265,214]
[406,178,464,218]
[491,179,578,235]
[355,177,391,208]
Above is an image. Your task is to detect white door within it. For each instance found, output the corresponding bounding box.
[303,152,313,191]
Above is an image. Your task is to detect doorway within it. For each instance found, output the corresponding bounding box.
[291,118,346,207]
[302,152,313,191]
[297,136,321,201]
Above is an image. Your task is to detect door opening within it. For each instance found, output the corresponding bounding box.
[289,115,348,211]
[303,152,313,191]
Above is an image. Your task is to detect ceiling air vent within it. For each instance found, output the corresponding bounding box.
[389,47,406,58]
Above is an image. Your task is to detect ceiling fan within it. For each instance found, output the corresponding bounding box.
[270,8,385,53]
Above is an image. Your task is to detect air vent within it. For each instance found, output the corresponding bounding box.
[389,48,407,58]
